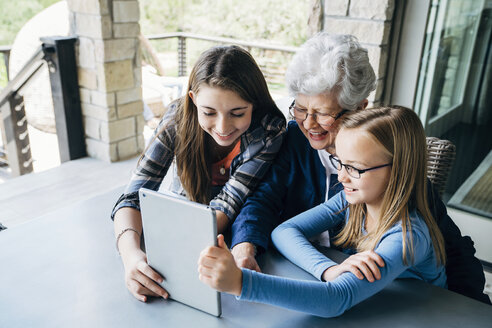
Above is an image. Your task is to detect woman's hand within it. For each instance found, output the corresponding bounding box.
[121,249,169,302]
[231,242,261,272]
[198,235,243,296]
[322,250,385,282]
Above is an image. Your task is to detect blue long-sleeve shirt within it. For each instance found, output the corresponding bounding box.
[232,121,490,304]
[238,191,447,318]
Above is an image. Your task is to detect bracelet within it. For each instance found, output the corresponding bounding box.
[116,228,140,254]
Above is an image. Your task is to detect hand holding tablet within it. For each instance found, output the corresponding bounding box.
[139,188,222,317]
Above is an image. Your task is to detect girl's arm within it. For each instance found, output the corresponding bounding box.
[272,191,348,280]
[215,211,230,234]
[114,207,168,302]
[111,114,176,220]
[112,115,176,302]
[239,227,432,318]
[209,115,286,222]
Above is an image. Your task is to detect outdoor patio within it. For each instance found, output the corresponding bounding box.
[0,0,491,310]
[0,154,137,228]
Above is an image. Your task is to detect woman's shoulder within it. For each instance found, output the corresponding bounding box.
[258,113,286,132]
[286,120,300,133]
[245,114,286,144]
[161,98,181,123]
[286,120,310,141]
[157,99,181,130]
[147,100,180,149]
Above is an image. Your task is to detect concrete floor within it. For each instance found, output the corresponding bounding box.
[0,123,157,228]
[0,155,137,228]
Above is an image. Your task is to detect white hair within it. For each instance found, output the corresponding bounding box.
[286,33,376,110]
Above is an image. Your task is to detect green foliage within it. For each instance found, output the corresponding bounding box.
[0,0,308,90]
[139,0,309,93]
[0,0,59,87]
[0,0,59,45]
[139,0,187,36]
[139,0,308,46]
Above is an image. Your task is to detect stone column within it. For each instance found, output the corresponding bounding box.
[307,0,324,37]
[322,0,395,106]
[67,0,144,162]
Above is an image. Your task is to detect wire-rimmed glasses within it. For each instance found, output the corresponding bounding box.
[289,100,348,127]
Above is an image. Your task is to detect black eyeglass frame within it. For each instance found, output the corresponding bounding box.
[329,154,392,179]
[289,100,348,127]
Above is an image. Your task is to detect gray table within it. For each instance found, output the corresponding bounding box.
[0,187,490,328]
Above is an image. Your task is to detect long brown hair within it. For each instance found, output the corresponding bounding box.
[165,46,283,204]
[333,107,446,266]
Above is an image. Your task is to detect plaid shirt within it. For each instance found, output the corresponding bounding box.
[111,107,286,222]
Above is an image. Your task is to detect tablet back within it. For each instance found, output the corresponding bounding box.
[139,188,221,317]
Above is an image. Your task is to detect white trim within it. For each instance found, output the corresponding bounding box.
[447,207,492,263]
[389,0,431,108]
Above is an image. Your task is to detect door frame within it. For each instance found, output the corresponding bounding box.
[388,0,486,136]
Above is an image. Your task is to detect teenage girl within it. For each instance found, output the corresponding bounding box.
[198,106,447,317]
[112,45,286,302]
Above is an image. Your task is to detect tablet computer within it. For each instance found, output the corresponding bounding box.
[139,188,221,317]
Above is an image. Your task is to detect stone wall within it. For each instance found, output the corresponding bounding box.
[67,0,144,162]
[323,0,395,106]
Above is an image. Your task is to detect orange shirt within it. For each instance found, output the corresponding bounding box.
[211,141,241,186]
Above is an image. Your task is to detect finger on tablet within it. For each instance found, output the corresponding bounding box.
[136,271,169,298]
[137,261,164,284]
[217,234,229,250]
[127,279,160,302]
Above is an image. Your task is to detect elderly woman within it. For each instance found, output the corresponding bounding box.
[229,33,489,304]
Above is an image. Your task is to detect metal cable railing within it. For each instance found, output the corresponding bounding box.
[0,37,85,177]
[145,32,299,81]
[0,47,45,107]
[0,45,11,82]
[0,47,45,176]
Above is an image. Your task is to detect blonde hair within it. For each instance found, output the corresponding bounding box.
[333,107,446,266]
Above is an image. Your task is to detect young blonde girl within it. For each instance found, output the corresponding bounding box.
[198,106,447,317]
[112,45,286,302]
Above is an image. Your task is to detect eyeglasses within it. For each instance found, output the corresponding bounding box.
[329,155,392,179]
[289,100,348,127]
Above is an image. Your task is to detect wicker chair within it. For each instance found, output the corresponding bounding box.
[426,137,456,197]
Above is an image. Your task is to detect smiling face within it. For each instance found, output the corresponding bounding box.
[190,85,253,147]
[335,127,392,209]
[294,93,345,154]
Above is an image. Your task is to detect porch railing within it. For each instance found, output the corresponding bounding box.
[0,33,297,177]
[145,32,299,82]
[0,45,11,82]
[0,46,12,168]
[0,37,85,177]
